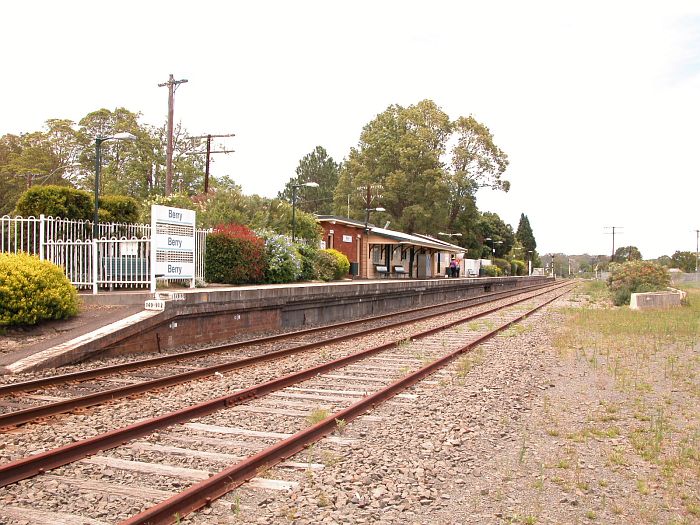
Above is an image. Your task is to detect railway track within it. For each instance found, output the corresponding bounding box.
[0,281,573,525]
[0,281,556,429]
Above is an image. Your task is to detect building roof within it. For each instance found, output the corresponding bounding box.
[316,215,463,253]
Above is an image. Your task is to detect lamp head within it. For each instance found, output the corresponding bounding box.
[111,132,137,141]
[374,207,386,212]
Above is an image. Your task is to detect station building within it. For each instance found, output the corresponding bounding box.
[316,215,464,279]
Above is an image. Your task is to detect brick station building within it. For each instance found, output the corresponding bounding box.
[316,215,463,280]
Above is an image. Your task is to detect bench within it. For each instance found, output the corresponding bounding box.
[375,265,389,278]
[102,257,149,283]
[393,265,408,278]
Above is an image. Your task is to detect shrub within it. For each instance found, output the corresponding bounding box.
[482,264,502,277]
[205,224,265,284]
[315,250,338,282]
[297,244,319,281]
[0,253,79,327]
[13,185,93,220]
[259,230,302,284]
[607,261,670,306]
[99,195,140,224]
[322,249,350,279]
[493,258,511,276]
[511,259,526,276]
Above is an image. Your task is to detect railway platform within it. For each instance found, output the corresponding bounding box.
[0,276,550,374]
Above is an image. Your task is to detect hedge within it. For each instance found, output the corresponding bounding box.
[14,185,92,220]
[0,253,80,327]
[205,224,265,285]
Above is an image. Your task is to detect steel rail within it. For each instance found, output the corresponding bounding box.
[0,283,561,428]
[0,281,552,396]
[0,283,573,488]
[122,284,574,525]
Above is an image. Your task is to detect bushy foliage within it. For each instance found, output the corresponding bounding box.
[482,264,501,277]
[205,224,265,285]
[607,260,670,306]
[259,230,302,284]
[493,258,511,276]
[322,249,350,279]
[511,259,526,276]
[13,185,93,220]
[296,244,319,281]
[315,250,338,281]
[99,195,140,224]
[0,253,79,326]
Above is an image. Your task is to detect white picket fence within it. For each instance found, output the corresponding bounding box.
[1,215,209,293]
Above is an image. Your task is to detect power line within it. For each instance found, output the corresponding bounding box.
[186,134,235,193]
[158,74,188,196]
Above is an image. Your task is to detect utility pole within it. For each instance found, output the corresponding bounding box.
[695,229,699,273]
[186,134,235,193]
[158,74,188,196]
[604,226,623,262]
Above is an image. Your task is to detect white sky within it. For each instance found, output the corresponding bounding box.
[3,1,700,259]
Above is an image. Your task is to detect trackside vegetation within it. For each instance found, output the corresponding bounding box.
[204,224,350,285]
[0,253,79,327]
[550,281,700,522]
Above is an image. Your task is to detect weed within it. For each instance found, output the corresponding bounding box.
[585,510,596,520]
[307,408,330,426]
[637,479,650,495]
[317,491,331,507]
[335,418,347,435]
[232,495,241,515]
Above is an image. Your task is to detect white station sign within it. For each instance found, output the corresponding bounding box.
[150,205,196,291]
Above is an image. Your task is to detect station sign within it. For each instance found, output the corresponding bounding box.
[150,205,196,291]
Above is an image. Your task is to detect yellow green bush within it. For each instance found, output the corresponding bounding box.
[322,249,350,279]
[0,253,80,327]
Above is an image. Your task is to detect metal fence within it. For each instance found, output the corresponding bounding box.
[1,215,209,292]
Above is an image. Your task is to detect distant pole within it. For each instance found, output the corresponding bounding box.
[185,133,235,193]
[695,229,699,273]
[158,74,188,196]
[604,226,623,262]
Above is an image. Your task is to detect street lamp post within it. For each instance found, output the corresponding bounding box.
[291,182,319,242]
[364,206,386,231]
[484,237,502,258]
[527,250,533,276]
[94,132,137,238]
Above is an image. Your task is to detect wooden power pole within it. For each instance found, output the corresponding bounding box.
[186,134,235,193]
[158,74,188,196]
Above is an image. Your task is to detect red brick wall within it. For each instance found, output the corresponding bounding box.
[320,222,362,264]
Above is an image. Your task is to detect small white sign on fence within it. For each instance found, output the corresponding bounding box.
[150,205,196,292]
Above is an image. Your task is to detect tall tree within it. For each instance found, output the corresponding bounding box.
[515,213,537,255]
[613,245,642,262]
[477,211,515,258]
[334,99,509,237]
[278,146,340,215]
[447,116,509,232]
[671,251,696,272]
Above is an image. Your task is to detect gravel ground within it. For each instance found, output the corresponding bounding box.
[178,290,698,525]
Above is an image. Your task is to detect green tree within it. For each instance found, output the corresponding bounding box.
[279,146,340,215]
[334,99,509,238]
[613,246,642,262]
[515,213,537,255]
[477,211,515,258]
[655,255,672,267]
[335,100,451,234]
[671,251,697,272]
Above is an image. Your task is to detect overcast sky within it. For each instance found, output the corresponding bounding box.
[3,1,699,258]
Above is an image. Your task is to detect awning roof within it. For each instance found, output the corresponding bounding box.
[369,228,462,253]
[316,215,463,253]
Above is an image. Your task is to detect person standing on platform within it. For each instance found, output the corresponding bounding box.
[449,257,457,278]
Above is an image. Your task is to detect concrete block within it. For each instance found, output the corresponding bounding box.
[630,290,686,310]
